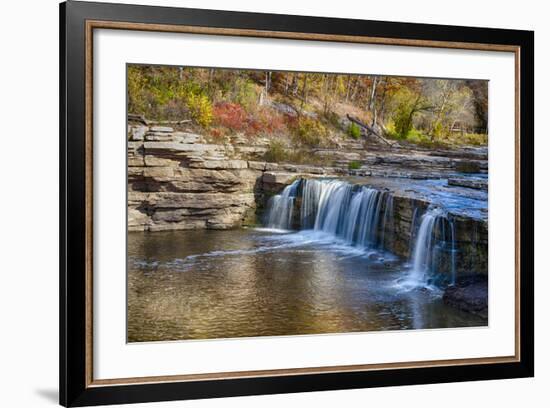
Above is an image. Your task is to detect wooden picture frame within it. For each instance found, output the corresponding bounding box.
[60,1,534,406]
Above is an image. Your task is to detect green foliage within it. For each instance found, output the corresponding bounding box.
[127,66,148,114]
[392,99,416,138]
[264,140,288,163]
[403,128,430,144]
[462,133,488,146]
[232,77,258,110]
[293,117,327,147]
[348,160,361,170]
[431,121,445,139]
[264,140,332,166]
[323,111,342,130]
[127,65,213,124]
[385,122,437,147]
[347,122,361,139]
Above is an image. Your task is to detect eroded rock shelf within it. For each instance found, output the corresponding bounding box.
[127,118,487,276]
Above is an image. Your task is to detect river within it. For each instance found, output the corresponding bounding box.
[128,226,486,342]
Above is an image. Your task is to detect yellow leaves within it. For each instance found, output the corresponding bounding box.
[186,93,213,127]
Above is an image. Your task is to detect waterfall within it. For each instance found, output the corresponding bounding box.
[265,180,300,230]
[409,207,457,285]
[300,178,322,229]
[314,180,353,235]
[296,179,394,249]
[264,178,459,287]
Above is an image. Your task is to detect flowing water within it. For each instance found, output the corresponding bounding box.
[128,229,485,342]
[128,179,486,342]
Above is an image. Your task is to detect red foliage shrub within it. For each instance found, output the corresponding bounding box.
[213,102,248,132]
[209,127,225,138]
[283,114,299,129]
[213,102,290,136]
[256,108,287,134]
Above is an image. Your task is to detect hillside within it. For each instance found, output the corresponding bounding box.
[128,65,488,166]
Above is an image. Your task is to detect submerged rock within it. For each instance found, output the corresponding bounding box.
[443,275,488,318]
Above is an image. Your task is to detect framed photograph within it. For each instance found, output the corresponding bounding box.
[60,1,534,406]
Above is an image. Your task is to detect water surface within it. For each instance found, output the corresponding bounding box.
[128,229,486,342]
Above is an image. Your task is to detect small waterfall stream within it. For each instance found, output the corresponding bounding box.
[266,179,394,250]
[265,179,300,229]
[409,207,457,285]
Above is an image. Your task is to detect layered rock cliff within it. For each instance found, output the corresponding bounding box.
[127,117,488,278]
[127,119,343,231]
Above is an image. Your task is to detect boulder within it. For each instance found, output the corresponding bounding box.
[443,275,488,318]
[262,172,298,186]
[128,125,148,141]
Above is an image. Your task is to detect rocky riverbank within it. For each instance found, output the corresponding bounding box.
[128,117,487,273]
[127,118,346,231]
[127,116,489,316]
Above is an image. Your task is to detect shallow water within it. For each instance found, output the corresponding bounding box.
[127,229,487,342]
[345,175,488,220]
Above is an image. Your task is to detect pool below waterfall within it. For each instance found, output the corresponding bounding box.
[128,228,487,342]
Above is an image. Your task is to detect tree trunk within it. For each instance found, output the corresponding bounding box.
[291,74,299,96]
[285,74,293,94]
[265,72,271,95]
[350,77,359,101]
[300,75,308,111]
[345,75,352,102]
[368,77,379,112]
[346,114,395,147]
[377,77,389,125]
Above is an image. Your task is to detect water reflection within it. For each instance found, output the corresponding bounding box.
[128,229,486,342]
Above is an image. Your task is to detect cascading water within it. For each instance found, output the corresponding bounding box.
[409,207,457,285]
[265,179,458,286]
[306,179,394,249]
[266,179,395,250]
[265,179,300,230]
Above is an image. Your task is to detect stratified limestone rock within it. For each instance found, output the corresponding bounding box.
[128,120,264,231]
[128,191,256,231]
[262,172,298,192]
[188,159,249,170]
[128,125,148,141]
[173,132,203,144]
[314,150,361,161]
[149,126,173,133]
[453,160,484,173]
[127,141,145,167]
[143,141,227,156]
[126,116,489,256]
[130,167,260,194]
[448,177,488,190]
[248,161,267,171]
[128,207,150,231]
[145,132,174,142]
[235,146,268,157]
